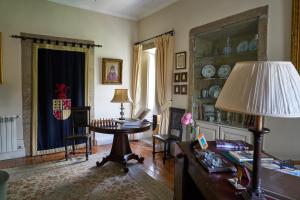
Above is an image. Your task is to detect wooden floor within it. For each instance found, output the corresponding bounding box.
[0,140,174,190]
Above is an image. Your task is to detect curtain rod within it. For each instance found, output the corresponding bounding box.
[11,35,102,48]
[135,30,175,45]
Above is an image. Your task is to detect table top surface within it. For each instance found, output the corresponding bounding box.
[176,141,300,200]
[89,122,151,134]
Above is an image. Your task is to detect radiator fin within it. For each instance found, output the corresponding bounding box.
[0,116,18,153]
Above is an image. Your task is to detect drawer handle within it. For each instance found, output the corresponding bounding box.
[176,153,184,159]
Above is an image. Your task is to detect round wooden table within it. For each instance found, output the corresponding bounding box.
[90,122,151,172]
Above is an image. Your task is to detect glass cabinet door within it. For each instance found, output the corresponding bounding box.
[189,11,267,129]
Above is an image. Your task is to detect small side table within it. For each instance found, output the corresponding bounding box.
[90,122,151,172]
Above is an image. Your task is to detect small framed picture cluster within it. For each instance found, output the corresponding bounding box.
[174,72,187,82]
[174,51,187,95]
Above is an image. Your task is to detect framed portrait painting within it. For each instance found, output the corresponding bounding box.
[102,58,123,84]
[175,51,186,70]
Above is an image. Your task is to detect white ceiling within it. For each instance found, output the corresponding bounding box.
[48,0,179,21]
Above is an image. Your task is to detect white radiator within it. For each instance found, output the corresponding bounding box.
[0,116,18,153]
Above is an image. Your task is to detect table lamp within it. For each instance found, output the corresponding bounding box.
[111,89,132,120]
[215,61,300,199]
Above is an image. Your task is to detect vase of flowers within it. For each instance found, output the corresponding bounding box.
[181,113,199,141]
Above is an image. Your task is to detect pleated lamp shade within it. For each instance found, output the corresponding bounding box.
[215,61,300,118]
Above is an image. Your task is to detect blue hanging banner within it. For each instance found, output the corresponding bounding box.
[34,46,86,153]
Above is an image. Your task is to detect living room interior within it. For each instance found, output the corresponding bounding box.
[0,0,299,199]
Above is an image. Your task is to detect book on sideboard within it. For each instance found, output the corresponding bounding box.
[243,160,300,177]
[216,139,249,150]
[229,150,274,163]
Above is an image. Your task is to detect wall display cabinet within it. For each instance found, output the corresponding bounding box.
[189,7,268,141]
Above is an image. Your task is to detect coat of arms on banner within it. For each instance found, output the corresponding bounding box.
[53,84,71,120]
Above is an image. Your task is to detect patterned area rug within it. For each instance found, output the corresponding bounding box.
[4,154,173,200]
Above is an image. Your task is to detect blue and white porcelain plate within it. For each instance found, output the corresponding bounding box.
[218,65,231,78]
[208,85,221,98]
[202,65,216,78]
[236,41,248,53]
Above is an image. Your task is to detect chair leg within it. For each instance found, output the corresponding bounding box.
[152,137,156,158]
[85,138,88,161]
[72,140,75,154]
[89,137,92,155]
[163,142,167,165]
[65,139,68,161]
[93,132,96,146]
[167,142,171,156]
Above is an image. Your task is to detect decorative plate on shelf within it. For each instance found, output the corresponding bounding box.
[236,41,248,53]
[218,65,231,78]
[208,85,222,98]
[201,65,216,78]
[248,38,257,51]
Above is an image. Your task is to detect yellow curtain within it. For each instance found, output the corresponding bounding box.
[131,44,143,118]
[154,35,174,134]
[292,0,300,72]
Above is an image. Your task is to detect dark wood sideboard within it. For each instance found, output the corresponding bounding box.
[174,141,300,200]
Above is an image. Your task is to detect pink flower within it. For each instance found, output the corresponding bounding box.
[181,113,193,125]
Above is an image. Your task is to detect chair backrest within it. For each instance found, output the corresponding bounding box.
[168,107,185,140]
[71,106,90,134]
[152,114,161,133]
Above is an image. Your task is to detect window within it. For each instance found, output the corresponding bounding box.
[144,48,156,113]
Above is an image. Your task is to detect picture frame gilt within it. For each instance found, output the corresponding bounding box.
[0,32,2,84]
[102,58,123,84]
[292,0,300,72]
[175,51,186,70]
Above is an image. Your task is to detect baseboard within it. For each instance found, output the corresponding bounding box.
[0,149,26,161]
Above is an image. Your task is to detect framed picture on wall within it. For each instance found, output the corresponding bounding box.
[181,85,187,95]
[174,85,180,94]
[174,73,181,82]
[102,58,123,84]
[0,32,2,84]
[175,51,186,70]
[180,72,188,82]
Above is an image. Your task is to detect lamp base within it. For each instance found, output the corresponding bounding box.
[243,125,270,200]
[119,102,125,121]
[241,190,266,200]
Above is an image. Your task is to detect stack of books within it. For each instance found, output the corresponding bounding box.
[228,150,274,162]
[122,119,142,128]
[222,150,274,165]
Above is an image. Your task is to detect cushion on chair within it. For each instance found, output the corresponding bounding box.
[153,134,180,142]
[65,134,90,139]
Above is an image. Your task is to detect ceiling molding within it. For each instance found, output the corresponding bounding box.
[48,0,179,21]
[137,0,178,20]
